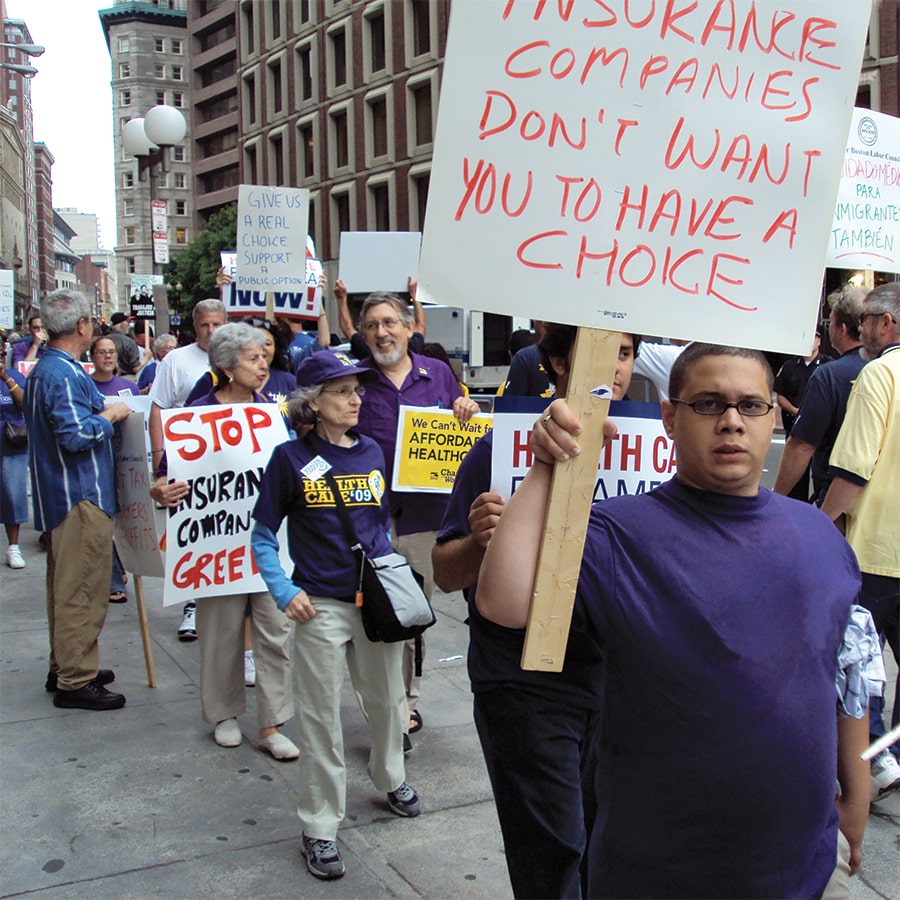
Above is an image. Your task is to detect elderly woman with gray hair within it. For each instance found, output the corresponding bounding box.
[250,350,421,882]
[151,323,297,760]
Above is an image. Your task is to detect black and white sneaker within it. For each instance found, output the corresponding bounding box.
[387,781,421,817]
[178,602,197,641]
[301,834,345,880]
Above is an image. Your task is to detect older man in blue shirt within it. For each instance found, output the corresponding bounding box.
[24,289,131,711]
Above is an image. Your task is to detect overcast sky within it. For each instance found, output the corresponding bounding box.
[10,0,117,249]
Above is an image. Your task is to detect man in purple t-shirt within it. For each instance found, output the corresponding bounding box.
[478,343,870,899]
[355,291,480,742]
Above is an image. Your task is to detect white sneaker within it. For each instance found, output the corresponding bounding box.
[177,602,197,641]
[6,545,24,569]
[871,750,900,802]
[244,650,256,686]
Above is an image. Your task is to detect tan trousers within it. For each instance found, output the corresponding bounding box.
[46,501,113,690]
[821,830,851,900]
[294,596,406,841]
[391,527,438,720]
[196,591,293,729]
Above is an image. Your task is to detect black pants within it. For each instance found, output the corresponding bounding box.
[474,687,601,899]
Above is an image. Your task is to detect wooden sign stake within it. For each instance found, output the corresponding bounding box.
[133,574,157,688]
[521,327,622,672]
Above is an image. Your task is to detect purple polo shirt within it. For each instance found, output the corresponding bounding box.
[357,351,462,536]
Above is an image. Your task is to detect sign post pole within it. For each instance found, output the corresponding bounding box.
[521,328,621,671]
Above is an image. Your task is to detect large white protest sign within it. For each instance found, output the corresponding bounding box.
[827,108,900,271]
[222,248,322,320]
[0,269,14,330]
[491,397,669,500]
[419,2,871,354]
[113,402,164,578]
[160,403,289,606]
[338,232,422,293]
[235,185,310,293]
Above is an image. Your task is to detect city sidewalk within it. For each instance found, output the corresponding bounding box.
[2,517,898,899]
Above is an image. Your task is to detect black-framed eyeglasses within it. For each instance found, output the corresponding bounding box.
[859,311,896,326]
[321,385,366,399]
[671,397,774,417]
[92,348,117,357]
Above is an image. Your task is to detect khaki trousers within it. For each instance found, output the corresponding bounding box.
[196,591,293,729]
[391,527,438,718]
[294,596,406,841]
[46,501,113,690]
[821,830,851,900]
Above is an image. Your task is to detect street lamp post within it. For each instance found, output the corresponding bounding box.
[121,105,187,337]
[0,41,44,78]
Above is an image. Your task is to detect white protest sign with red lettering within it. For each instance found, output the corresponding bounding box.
[490,398,670,500]
[160,403,290,606]
[419,2,872,354]
[827,107,900,270]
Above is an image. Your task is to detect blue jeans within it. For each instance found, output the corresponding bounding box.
[474,687,601,899]
[859,573,900,757]
[110,545,126,595]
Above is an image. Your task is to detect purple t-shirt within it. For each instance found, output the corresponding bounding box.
[577,478,858,898]
[437,430,603,707]
[252,431,392,598]
[356,351,462,535]
[91,375,138,397]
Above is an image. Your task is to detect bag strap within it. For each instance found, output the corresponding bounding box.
[304,434,366,606]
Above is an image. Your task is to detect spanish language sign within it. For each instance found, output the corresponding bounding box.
[113,400,164,578]
[130,275,164,320]
[392,406,493,493]
[235,184,310,293]
[418,2,871,355]
[221,249,322,320]
[160,402,290,605]
[827,108,900,271]
[338,232,422,293]
[0,269,14,330]
[491,397,668,500]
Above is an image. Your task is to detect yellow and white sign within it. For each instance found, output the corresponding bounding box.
[392,406,492,494]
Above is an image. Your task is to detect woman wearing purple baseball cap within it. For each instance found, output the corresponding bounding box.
[250,350,422,881]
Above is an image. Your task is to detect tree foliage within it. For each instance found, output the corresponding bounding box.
[164,203,236,313]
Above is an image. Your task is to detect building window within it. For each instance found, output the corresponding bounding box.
[176,227,187,244]
[157,173,168,188]
[120,90,131,107]
[296,0,312,25]
[154,37,164,52]
[409,76,435,147]
[123,199,134,216]
[369,180,391,231]
[171,38,183,54]
[330,107,350,170]
[268,57,283,114]
[123,171,134,188]
[269,131,286,185]
[411,0,431,56]
[172,65,183,81]
[296,43,314,103]
[124,226,136,244]
[174,172,186,189]
[329,24,349,89]
[332,190,351,238]
[269,0,282,41]
[242,1,255,56]
[175,200,187,216]
[155,63,165,79]
[410,168,430,229]
[367,92,389,159]
[119,62,131,78]
[172,147,186,162]
[172,92,185,108]
[156,90,166,106]
[366,6,387,74]
[298,119,315,179]
[244,142,258,184]
[118,36,130,53]
[125,257,136,274]
[243,72,257,126]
